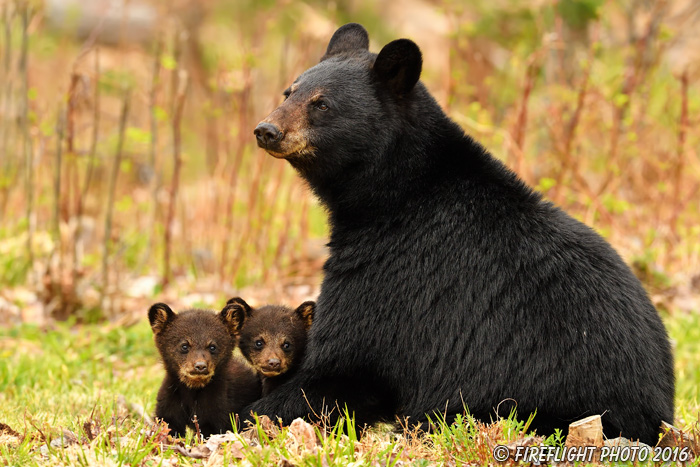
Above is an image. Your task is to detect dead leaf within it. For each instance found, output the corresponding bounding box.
[171,444,212,459]
[288,418,318,453]
[0,422,22,446]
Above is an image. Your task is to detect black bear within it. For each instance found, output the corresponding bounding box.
[225,297,315,396]
[149,302,261,437]
[250,23,674,444]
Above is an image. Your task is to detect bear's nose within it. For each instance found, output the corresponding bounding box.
[254,122,282,147]
[193,361,208,373]
[267,358,281,369]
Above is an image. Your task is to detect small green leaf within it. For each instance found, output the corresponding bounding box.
[161,54,177,70]
[115,196,133,213]
[120,159,132,173]
[536,177,556,192]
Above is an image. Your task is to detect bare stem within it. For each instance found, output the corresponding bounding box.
[511,53,539,184]
[53,106,65,270]
[20,2,34,281]
[0,3,15,221]
[101,87,130,313]
[669,69,689,239]
[142,37,162,269]
[74,48,100,284]
[162,71,188,288]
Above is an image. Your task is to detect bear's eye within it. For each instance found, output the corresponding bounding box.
[283,89,291,101]
[282,342,291,351]
[314,101,329,111]
[254,339,264,349]
[180,343,189,353]
[208,344,217,353]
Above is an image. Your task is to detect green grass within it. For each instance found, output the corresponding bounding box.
[0,314,698,465]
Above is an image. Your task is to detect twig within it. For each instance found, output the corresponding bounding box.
[142,37,162,269]
[73,48,100,285]
[669,69,689,239]
[220,56,251,283]
[162,70,188,288]
[550,34,595,202]
[510,52,540,184]
[169,25,183,116]
[66,73,80,153]
[101,87,131,313]
[229,154,263,283]
[219,133,244,283]
[269,176,296,283]
[53,106,65,275]
[192,414,202,442]
[20,3,35,283]
[0,3,15,221]
[260,162,286,282]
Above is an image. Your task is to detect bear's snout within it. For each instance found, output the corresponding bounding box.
[266,358,281,369]
[193,361,208,373]
[254,122,283,148]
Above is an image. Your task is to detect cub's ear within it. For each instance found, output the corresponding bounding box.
[148,303,175,335]
[321,23,369,61]
[373,39,422,96]
[220,297,252,337]
[294,301,315,331]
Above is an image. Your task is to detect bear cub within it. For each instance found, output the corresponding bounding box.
[149,302,261,437]
[225,297,314,396]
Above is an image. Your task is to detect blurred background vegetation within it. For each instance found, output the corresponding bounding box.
[0,0,698,324]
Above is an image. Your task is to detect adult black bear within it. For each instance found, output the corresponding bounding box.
[225,297,315,396]
[251,23,674,444]
[149,302,261,437]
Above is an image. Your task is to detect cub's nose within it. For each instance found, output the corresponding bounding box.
[254,122,282,147]
[193,361,208,373]
[266,358,281,369]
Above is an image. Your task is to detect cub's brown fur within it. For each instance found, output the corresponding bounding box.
[225,298,314,396]
[149,302,261,437]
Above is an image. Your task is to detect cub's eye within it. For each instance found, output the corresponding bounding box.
[314,101,329,111]
[254,339,264,349]
[282,342,291,351]
[283,89,291,101]
[208,344,217,353]
[180,344,189,353]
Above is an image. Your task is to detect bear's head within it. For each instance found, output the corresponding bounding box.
[254,23,442,210]
[225,297,315,378]
[148,303,243,389]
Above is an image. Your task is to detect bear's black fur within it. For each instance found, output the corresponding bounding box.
[250,23,675,444]
[225,297,315,396]
[149,302,261,437]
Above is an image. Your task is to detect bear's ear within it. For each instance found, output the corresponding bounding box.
[321,23,369,61]
[373,39,422,96]
[148,303,175,335]
[220,297,252,337]
[294,301,315,331]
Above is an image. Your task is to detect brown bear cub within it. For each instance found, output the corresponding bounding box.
[149,302,261,437]
[225,297,314,396]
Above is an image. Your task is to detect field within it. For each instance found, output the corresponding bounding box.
[1,0,699,464]
[0,312,698,465]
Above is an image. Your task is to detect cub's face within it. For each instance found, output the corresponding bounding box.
[148,304,241,389]
[224,298,314,378]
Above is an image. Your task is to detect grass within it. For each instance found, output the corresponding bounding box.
[0,311,698,466]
